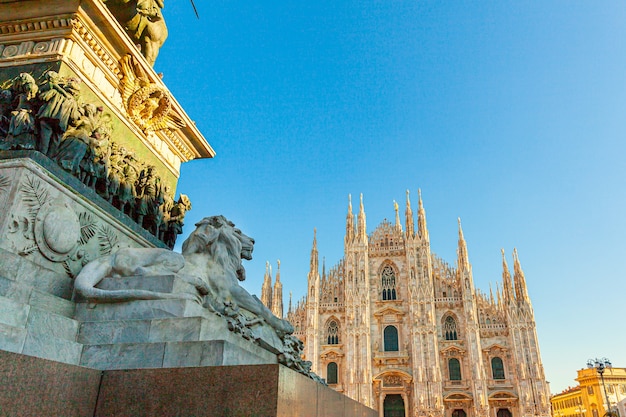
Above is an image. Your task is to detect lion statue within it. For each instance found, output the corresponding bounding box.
[181,215,294,336]
[73,215,293,337]
[73,247,209,302]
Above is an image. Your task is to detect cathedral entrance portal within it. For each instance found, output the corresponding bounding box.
[497,409,512,417]
[383,394,405,417]
[452,409,467,417]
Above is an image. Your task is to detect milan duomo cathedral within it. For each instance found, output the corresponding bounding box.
[261,190,551,417]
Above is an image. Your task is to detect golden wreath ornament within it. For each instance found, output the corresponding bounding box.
[118,55,185,133]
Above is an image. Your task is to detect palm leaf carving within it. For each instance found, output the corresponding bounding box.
[18,244,38,256]
[78,212,97,245]
[0,174,10,196]
[98,225,118,255]
[62,260,74,279]
[21,175,48,222]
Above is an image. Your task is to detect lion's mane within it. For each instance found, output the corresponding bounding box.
[181,215,247,281]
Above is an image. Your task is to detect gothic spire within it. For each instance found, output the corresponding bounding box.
[501,248,514,305]
[272,259,283,318]
[496,281,502,307]
[457,218,470,271]
[417,189,429,241]
[288,291,293,315]
[394,200,402,233]
[357,193,367,242]
[261,260,273,310]
[405,189,415,239]
[513,248,530,304]
[309,228,319,281]
[346,194,355,244]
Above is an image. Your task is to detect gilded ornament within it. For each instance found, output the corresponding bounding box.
[118,55,184,133]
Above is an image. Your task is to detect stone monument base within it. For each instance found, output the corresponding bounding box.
[0,350,377,417]
[0,153,377,416]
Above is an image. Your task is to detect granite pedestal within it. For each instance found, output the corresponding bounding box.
[0,350,377,417]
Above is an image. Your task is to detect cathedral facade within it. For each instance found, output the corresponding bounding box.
[282,191,550,417]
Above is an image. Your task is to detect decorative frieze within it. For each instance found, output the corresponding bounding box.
[0,38,64,60]
[0,18,72,36]
[0,158,159,279]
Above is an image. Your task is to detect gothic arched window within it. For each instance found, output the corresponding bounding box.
[381,265,397,300]
[449,358,462,381]
[443,316,458,340]
[327,362,338,384]
[384,325,399,352]
[492,357,505,380]
[326,320,339,345]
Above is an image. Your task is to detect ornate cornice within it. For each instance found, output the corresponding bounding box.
[0,16,72,36]
[162,128,195,161]
[70,15,119,77]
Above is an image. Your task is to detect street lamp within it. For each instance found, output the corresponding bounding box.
[587,358,616,417]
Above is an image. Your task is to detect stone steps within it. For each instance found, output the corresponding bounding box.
[0,264,282,372]
[76,305,278,370]
[0,321,26,354]
[0,276,75,317]
[79,339,273,370]
[0,247,73,299]
[0,294,82,364]
[22,329,82,365]
[78,316,206,344]
[74,298,210,322]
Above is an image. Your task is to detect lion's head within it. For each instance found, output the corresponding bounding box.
[181,215,254,281]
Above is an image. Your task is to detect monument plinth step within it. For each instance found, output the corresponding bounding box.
[80,339,275,370]
[74,298,209,322]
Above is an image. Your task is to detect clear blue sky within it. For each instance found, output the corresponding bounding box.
[156,1,626,395]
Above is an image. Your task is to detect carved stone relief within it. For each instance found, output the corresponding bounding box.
[0,173,10,208]
[0,39,65,61]
[383,375,404,387]
[0,69,190,247]
[5,173,115,277]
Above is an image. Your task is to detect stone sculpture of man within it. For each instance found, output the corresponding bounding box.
[104,0,168,66]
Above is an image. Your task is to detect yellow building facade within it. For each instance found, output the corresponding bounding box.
[551,367,626,417]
